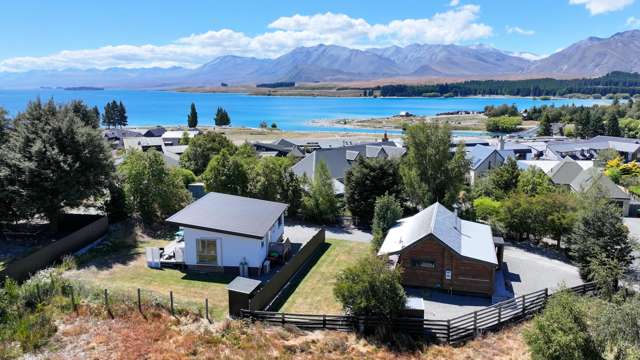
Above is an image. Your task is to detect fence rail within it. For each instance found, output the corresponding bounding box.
[240,281,598,344]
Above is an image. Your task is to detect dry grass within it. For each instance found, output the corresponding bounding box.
[279,239,369,314]
[29,304,531,360]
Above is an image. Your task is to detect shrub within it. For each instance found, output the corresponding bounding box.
[485,116,522,133]
[173,167,197,188]
[473,196,501,223]
[301,161,339,224]
[334,255,406,319]
[524,290,599,360]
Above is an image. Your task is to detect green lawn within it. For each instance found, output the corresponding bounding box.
[65,224,235,320]
[279,238,369,315]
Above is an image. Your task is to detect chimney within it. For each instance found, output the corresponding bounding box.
[498,136,505,151]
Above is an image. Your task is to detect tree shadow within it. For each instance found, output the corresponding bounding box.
[181,271,236,285]
[504,240,574,265]
[75,222,143,271]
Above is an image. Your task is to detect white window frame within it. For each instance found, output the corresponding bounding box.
[196,238,220,266]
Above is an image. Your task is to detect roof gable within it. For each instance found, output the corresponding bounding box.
[548,157,583,185]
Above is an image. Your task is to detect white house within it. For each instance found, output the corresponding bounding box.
[165,192,287,275]
[161,130,200,146]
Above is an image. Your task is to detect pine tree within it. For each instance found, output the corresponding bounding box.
[187,102,198,128]
[605,111,621,137]
[117,101,128,128]
[102,102,115,128]
[538,112,552,136]
[215,107,231,126]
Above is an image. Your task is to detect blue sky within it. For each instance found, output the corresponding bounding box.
[1,0,639,71]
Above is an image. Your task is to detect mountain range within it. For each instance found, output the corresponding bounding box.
[4,30,640,89]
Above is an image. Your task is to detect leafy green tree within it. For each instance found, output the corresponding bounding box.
[215,107,231,126]
[201,148,250,196]
[104,176,129,223]
[568,186,633,279]
[517,167,554,195]
[485,116,522,133]
[301,161,340,224]
[401,123,470,208]
[119,149,191,224]
[538,112,552,136]
[524,290,600,360]
[344,158,402,226]
[179,131,236,175]
[173,167,197,188]
[0,99,113,231]
[270,122,278,129]
[498,193,537,240]
[334,255,406,319]
[179,131,191,145]
[473,196,501,224]
[588,254,625,301]
[65,100,100,128]
[542,192,578,248]
[0,107,10,144]
[187,102,198,128]
[371,194,403,252]
[280,170,303,217]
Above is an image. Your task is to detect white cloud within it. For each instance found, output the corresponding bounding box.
[0,7,493,72]
[506,26,535,36]
[449,0,461,6]
[627,16,640,26]
[569,0,634,15]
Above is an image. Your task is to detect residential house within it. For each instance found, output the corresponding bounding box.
[143,126,166,138]
[544,136,640,162]
[161,129,200,146]
[291,142,405,195]
[252,142,305,158]
[517,159,593,174]
[569,168,631,216]
[122,138,186,167]
[103,128,142,148]
[546,157,586,186]
[378,202,499,297]
[165,192,288,275]
[466,146,515,185]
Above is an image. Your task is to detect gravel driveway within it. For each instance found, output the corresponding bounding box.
[284,222,372,243]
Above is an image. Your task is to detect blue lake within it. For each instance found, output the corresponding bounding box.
[0,89,609,134]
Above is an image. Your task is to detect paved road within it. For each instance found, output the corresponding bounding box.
[421,244,582,320]
[284,222,372,243]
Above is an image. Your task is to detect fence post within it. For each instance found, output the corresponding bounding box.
[104,288,108,308]
[170,291,174,316]
[137,288,142,314]
[70,286,77,313]
[323,314,327,329]
[473,311,478,335]
[521,294,526,316]
[447,319,451,343]
[36,283,41,303]
[281,312,285,325]
[205,298,210,323]
[498,305,502,324]
[582,283,586,294]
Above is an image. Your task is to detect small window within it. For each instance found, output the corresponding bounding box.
[261,240,265,248]
[411,259,436,269]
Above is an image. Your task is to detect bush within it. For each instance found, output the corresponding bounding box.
[105,178,129,223]
[333,255,406,319]
[524,290,599,360]
[173,167,197,188]
[473,196,501,223]
[486,116,522,133]
[301,161,340,224]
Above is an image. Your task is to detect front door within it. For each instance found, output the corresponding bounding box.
[197,239,218,266]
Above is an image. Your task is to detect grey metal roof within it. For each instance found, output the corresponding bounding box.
[378,203,497,265]
[226,277,262,294]
[547,157,583,185]
[569,169,630,200]
[290,148,352,180]
[166,192,288,239]
[466,145,514,170]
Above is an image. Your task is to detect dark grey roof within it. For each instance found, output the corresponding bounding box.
[569,169,630,200]
[166,192,288,239]
[226,277,262,294]
[547,157,583,185]
[143,127,166,137]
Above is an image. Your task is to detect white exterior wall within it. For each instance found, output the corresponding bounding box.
[182,213,285,269]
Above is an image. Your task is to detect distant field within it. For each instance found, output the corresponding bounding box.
[279,238,369,314]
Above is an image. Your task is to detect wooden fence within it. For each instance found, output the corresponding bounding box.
[240,281,597,344]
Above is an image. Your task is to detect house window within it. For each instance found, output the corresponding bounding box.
[411,259,436,269]
[261,239,265,248]
[197,239,217,265]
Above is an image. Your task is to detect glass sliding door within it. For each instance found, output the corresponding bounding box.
[197,239,218,265]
